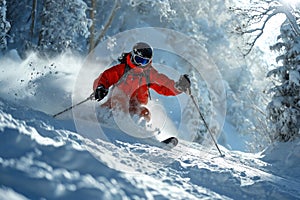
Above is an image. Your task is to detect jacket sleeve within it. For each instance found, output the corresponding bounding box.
[93,64,125,90]
[149,68,182,96]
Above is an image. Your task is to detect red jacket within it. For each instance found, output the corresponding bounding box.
[93,54,181,107]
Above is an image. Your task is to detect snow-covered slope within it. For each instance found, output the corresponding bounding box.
[0,50,299,200]
[1,97,300,200]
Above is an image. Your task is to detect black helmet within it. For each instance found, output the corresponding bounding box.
[131,42,153,66]
[132,42,153,59]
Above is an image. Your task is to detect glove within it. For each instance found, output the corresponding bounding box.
[94,85,108,101]
[175,74,191,93]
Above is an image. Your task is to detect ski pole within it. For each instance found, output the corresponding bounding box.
[53,93,94,118]
[186,88,224,157]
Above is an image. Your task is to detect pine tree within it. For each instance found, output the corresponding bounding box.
[267,19,300,142]
[38,0,90,56]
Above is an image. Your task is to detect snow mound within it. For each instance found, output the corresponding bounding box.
[0,51,82,116]
[262,139,300,179]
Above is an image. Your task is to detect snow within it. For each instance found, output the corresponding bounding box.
[0,52,300,199]
[0,50,81,115]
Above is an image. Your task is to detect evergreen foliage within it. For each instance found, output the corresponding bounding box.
[38,0,90,56]
[6,0,90,57]
[6,0,38,55]
[267,19,300,142]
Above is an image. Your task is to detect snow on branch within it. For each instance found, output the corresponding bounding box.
[230,0,300,56]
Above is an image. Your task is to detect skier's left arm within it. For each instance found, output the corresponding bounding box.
[174,74,191,93]
[149,68,190,95]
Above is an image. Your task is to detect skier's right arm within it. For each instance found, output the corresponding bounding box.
[94,85,108,101]
[93,64,126,90]
[93,64,126,100]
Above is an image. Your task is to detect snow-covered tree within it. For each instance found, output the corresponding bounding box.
[231,0,300,142]
[6,0,37,56]
[0,0,10,52]
[267,18,300,142]
[38,0,91,56]
[230,0,300,56]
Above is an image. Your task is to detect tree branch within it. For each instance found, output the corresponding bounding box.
[93,0,120,50]
[231,1,300,56]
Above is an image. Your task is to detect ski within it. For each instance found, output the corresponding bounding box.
[161,136,178,147]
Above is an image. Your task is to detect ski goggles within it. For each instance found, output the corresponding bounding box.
[132,52,151,67]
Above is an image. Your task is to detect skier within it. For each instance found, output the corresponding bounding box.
[93,42,191,121]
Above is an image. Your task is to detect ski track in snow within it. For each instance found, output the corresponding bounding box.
[0,98,300,200]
